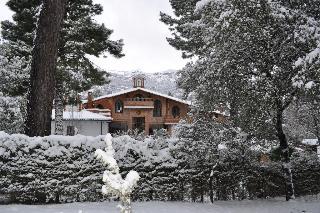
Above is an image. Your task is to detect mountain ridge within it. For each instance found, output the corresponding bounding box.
[88,70,185,99]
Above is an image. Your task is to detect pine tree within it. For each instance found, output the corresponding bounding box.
[162,0,320,200]
[1,0,124,94]
[2,0,124,135]
[0,42,30,97]
[25,0,67,137]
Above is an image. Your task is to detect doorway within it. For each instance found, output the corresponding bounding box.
[133,117,145,133]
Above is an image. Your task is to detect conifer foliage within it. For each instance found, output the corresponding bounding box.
[1,0,124,96]
[161,0,320,200]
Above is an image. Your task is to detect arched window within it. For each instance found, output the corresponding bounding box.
[153,100,162,117]
[115,99,123,113]
[136,79,142,87]
[172,106,180,118]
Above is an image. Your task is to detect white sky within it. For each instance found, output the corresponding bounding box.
[0,0,186,73]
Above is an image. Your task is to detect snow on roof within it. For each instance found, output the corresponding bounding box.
[82,87,191,105]
[52,110,112,121]
[302,139,319,146]
[211,110,230,117]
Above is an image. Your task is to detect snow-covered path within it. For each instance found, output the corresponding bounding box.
[1,197,320,213]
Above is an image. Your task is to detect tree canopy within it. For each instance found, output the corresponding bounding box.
[1,0,124,96]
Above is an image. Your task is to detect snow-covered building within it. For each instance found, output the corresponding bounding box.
[51,109,112,136]
[302,139,320,158]
[82,76,191,135]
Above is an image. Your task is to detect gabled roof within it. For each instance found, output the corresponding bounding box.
[52,110,112,121]
[83,87,191,105]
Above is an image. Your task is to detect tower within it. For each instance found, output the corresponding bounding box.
[133,75,145,88]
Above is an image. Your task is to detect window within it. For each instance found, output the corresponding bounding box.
[136,79,142,87]
[153,100,162,117]
[133,94,144,101]
[115,99,123,113]
[172,106,180,118]
[67,126,75,136]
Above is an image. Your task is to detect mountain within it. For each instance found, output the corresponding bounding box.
[89,70,185,99]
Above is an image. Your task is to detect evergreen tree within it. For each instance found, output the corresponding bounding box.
[25,0,67,137]
[0,41,30,97]
[1,0,124,96]
[162,0,320,200]
[2,0,124,135]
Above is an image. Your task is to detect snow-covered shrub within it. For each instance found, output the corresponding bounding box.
[291,150,320,196]
[112,134,179,201]
[0,94,25,134]
[0,132,106,204]
[95,134,140,213]
[0,130,319,204]
[172,115,287,201]
[0,132,178,204]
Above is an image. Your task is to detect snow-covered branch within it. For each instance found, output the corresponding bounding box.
[95,134,140,213]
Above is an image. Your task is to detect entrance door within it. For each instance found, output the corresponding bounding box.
[133,117,145,133]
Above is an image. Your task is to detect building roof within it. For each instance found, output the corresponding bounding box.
[302,139,319,146]
[82,87,191,105]
[52,110,112,121]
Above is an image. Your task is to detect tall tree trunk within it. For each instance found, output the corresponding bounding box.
[25,0,67,136]
[209,174,214,203]
[54,83,64,135]
[276,108,295,201]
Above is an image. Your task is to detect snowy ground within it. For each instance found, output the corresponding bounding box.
[1,196,320,213]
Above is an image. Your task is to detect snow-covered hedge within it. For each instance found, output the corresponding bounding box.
[0,132,106,203]
[0,132,177,204]
[0,131,320,204]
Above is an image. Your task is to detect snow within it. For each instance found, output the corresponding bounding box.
[1,197,320,213]
[218,143,227,150]
[195,0,213,12]
[302,139,319,146]
[95,134,140,212]
[82,87,191,105]
[52,109,112,121]
[305,81,315,89]
[294,47,320,68]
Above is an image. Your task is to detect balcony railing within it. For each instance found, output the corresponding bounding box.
[125,98,153,102]
[164,117,180,124]
[124,98,154,108]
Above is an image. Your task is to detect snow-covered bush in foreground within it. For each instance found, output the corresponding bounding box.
[0,132,106,203]
[0,131,319,204]
[95,134,140,213]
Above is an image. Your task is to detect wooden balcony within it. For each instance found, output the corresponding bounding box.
[124,98,154,109]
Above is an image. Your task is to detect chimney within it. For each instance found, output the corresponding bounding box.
[77,94,82,111]
[87,92,94,108]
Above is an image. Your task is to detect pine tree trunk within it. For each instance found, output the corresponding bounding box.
[25,0,67,136]
[276,108,295,201]
[54,85,64,135]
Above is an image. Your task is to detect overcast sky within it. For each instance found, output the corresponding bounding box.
[0,0,187,73]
